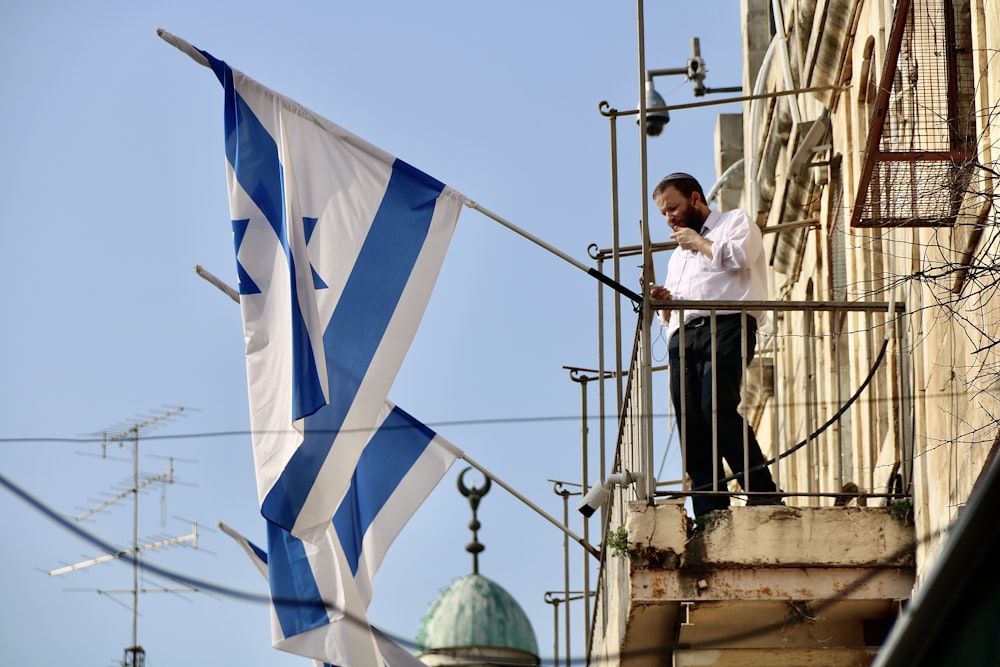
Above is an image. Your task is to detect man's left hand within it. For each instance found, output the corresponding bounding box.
[671,228,712,258]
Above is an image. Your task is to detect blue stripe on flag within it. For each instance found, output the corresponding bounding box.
[333,406,435,575]
[250,539,269,567]
[261,161,444,531]
[217,57,326,422]
[267,520,330,638]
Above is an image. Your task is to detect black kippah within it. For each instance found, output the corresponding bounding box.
[662,172,697,182]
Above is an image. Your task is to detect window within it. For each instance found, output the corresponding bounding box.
[852,0,976,228]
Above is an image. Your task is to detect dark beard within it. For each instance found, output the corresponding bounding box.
[683,205,705,234]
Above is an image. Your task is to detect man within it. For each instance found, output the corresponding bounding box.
[649,172,782,518]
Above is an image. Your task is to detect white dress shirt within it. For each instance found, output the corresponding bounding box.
[658,207,768,343]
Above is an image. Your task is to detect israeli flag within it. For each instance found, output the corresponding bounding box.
[219,401,461,667]
[334,401,461,606]
[222,520,415,667]
[183,39,465,541]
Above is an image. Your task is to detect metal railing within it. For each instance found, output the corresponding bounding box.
[584,298,912,661]
[611,298,909,505]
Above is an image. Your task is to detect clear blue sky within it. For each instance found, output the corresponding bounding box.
[0,2,742,665]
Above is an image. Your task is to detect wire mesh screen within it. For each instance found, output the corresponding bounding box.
[852,0,976,227]
[864,160,971,226]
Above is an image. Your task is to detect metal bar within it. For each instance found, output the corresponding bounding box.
[636,0,657,508]
[770,307,781,494]
[590,219,821,261]
[871,150,975,162]
[866,310,876,495]
[460,454,600,559]
[195,265,240,303]
[741,311,750,493]
[943,0,961,149]
[468,201,642,304]
[648,300,906,313]
[850,0,913,228]
[655,490,909,500]
[599,85,848,119]
[131,430,139,650]
[47,531,198,577]
[608,107,626,424]
[677,309,690,500]
[709,313,719,492]
[555,485,571,667]
[647,66,687,78]
[703,86,744,95]
[102,407,184,445]
[805,309,816,505]
[573,376,588,656]
[590,263,603,654]
[74,469,172,522]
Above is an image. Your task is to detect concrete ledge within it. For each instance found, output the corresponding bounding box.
[690,506,915,568]
[673,646,879,667]
[625,502,915,569]
[631,567,915,603]
[626,501,690,568]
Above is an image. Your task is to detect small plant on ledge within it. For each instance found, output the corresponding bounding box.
[606,525,629,557]
[889,498,914,526]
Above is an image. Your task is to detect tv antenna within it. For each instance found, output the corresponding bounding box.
[48,406,200,667]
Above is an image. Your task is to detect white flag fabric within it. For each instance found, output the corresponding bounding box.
[196,43,464,541]
[219,401,461,667]
[221,519,382,667]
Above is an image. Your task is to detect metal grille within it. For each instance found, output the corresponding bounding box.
[852,0,976,227]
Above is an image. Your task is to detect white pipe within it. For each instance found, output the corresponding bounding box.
[747,37,780,220]
[707,158,745,205]
[771,0,802,126]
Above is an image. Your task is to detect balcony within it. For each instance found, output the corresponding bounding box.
[585,300,916,667]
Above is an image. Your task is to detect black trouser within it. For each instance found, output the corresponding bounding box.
[668,314,777,516]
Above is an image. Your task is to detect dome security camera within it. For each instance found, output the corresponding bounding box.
[646,113,669,137]
[638,80,670,137]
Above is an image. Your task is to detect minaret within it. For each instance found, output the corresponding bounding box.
[458,467,490,574]
[414,467,540,667]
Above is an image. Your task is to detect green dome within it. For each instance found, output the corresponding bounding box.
[415,573,539,657]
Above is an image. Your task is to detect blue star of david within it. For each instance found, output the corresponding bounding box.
[232,217,328,294]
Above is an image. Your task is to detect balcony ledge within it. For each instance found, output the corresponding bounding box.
[612,502,916,667]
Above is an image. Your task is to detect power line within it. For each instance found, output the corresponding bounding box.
[0,458,949,666]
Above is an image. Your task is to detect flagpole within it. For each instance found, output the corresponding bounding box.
[194,269,603,559]
[468,201,643,305]
[157,28,210,68]
[159,27,642,309]
[195,265,240,303]
[459,453,601,559]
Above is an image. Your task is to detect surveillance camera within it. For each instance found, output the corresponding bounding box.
[639,79,670,137]
[646,113,669,137]
[577,484,610,518]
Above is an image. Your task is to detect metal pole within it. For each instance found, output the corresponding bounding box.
[131,428,139,653]
[636,0,656,507]
[741,312,751,493]
[468,202,641,304]
[805,309,816,505]
[550,594,560,667]
[577,379,590,652]
[607,107,625,413]
[557,484,571,667]
[599,84,849,120]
